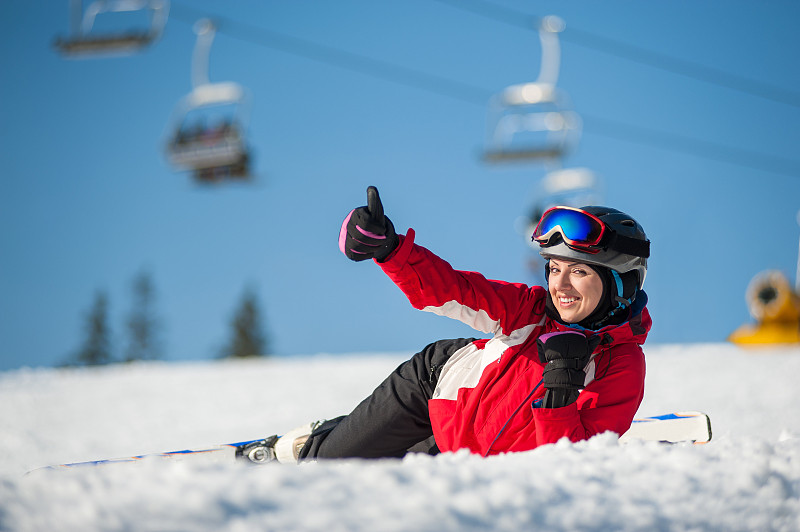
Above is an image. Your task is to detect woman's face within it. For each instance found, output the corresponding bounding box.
[547,258,604,324]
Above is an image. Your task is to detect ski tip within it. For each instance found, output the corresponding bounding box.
[624,411,712,444]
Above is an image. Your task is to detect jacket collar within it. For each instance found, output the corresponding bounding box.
[546,290,651,347]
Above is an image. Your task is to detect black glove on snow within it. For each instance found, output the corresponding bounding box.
[537,331,602,408]
[339,186,399,262]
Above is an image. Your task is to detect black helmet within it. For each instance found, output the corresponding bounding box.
[535,206,649,289]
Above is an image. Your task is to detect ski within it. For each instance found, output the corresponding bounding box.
[619,411,712,444]
[29,411,711,473]
[27,436,279,474]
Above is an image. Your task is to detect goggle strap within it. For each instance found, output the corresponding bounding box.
[607,232,650,259]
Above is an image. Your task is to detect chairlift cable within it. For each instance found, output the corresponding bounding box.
[432,0,800,109]
[168,3,800,178]
[582,113,800,178]
[169,3,490,106]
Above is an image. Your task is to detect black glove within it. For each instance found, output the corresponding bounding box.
[339,186,399,262]
[536,331,602,408]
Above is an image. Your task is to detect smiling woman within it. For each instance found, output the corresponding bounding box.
[243,190,655,464]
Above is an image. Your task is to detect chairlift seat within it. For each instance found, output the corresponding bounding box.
[53,0,168,58]
[167,134,248,170]
[483,146,564,163]
[53,32,154,56]
[483,91,580,164]
[165,81,252,175]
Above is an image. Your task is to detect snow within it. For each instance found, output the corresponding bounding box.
[2,343,799,531]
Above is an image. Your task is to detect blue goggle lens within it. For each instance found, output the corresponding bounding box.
[534,208,604,245]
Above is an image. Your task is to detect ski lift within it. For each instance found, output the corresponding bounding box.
[164,19,253,184]
[53,0,169,57]
[539,167,603,208]
[483,16,581,163]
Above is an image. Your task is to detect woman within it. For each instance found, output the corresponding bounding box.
[270,186,651,463]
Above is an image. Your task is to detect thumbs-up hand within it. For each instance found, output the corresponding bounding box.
[339,186,399,262]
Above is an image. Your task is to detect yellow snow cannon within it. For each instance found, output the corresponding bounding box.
[729,270,800,345]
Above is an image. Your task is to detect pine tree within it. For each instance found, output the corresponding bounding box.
[125,269,163,362]
[221,286,269,358]
[73,290,113,366]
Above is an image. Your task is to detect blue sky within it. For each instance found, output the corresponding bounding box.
[2,1,800,371]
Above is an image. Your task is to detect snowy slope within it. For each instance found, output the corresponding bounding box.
[1,343,799,531]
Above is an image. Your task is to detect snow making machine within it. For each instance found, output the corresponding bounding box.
[729,270,800,345]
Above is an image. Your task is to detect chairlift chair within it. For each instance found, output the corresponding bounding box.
[483,83,581,162]
[539,167,601,203]
[53,0,169,57]
[164,19,254,184]
[165,82,253,181]
[483,15,581,163]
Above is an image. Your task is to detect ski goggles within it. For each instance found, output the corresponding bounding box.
[532,206,607,253]
[533,206,650,258]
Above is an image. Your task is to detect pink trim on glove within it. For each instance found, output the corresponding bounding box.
[338,210,354,254]
[538,330,585,343]
[355,225,387,240]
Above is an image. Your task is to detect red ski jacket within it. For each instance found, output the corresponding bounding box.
[378,230,650,456]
